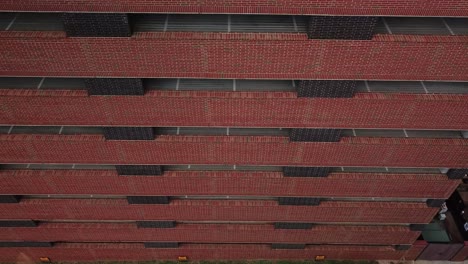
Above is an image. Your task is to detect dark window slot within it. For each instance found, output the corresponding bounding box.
[381,17,451,35]
[0,77,467,94]
[3,13,63,31]
[1,13,466,36]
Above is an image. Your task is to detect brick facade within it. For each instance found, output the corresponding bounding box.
[1,0,467,16]
[0,243,424,262]
[1,2,467,261]
[1,33,467,81]
[1,223,421,245]
[0,198,437,223]
[1,91,467,129]
[0,170,459,199]
[0,135,466,167]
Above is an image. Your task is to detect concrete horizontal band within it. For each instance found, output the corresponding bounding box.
[0,198,437,224]
[0,170,458,199]
[0,33,467,80]
[0,223,420,245]
[1,92,467,129]
[0,136,467,167]
[1,0,467,16]
[0,242,424,262]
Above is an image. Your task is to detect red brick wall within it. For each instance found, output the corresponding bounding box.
[1,32,467,81]
[0,243,418,262]
[1,223,420,245]
[0,135,467,167]
[1,0,467,16]
[403,240,428,260]
[451,242,468,261]
[0,198,437,223]
[1,90,468,130]
[0,170,459,199]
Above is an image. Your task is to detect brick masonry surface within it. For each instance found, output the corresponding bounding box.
[1,32,467,81]
[0,198,437,223]
[0,243,425,262]
[0,170,459,199]
[1,3,467,261]
[0,135,467,167]
[1,91,467,130]
[0,223,421,245]
[1,0,468,16]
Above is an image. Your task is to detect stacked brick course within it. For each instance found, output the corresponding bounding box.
[0,0,467,262]
[2,0,468,16]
